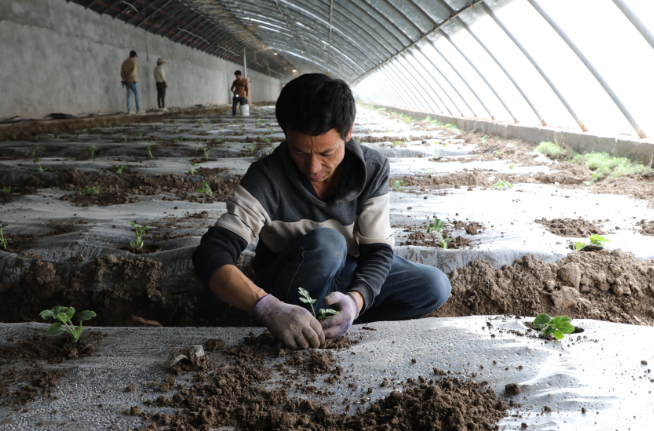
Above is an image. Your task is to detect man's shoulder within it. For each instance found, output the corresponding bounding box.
[358,143,387,170]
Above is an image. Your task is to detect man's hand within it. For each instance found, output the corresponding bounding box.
[253,294,325,349]
[320,292,360,338]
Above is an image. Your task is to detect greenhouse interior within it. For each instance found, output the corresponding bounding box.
[1,0,653,430]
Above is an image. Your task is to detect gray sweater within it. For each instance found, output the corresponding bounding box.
[192,139,394,312]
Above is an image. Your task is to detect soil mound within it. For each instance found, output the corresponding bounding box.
[536,217,604,237]
[432,250,654,326]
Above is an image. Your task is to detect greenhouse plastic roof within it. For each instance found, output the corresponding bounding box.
[73,0,654,138]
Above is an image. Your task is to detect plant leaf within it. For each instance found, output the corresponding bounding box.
[553,330,564,340]
[551,316,571,326]
[533,314,551,328]
[77,310,96,322]
[46,323,63,336]
[40,310,55,320]
[557,322,575,334]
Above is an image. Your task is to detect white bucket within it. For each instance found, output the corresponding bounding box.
[239,104,250,116]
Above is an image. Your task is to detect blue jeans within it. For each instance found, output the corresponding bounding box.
[232,96,247,115]
[126,82,141,112]
[255,228,451,324]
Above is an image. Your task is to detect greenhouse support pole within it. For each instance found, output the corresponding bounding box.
[395,55,451,114]
[480,2,587,132]
[528,0,647,138]
[401,51,451,115]
[611,0,654,52]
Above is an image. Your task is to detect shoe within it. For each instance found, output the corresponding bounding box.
[137,110,146,115]
[161,108,168,112]
[128,111,136,115]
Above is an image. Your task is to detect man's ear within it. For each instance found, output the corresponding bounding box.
[345,126,353,142]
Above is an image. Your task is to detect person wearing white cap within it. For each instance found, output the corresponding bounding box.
[154,58,168,112]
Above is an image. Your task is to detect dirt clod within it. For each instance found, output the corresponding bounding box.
[505,383,521,396]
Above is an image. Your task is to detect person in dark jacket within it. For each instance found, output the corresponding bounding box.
[193,74,450,349]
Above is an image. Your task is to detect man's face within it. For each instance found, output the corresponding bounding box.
[286,128,351,183]
[235,74,241,79]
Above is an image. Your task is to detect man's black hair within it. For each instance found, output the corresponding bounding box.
[234,70,242,75]
[276,73,356,140]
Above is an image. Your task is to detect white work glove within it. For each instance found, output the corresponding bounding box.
[320,292,360,339]
[252,294,325,349]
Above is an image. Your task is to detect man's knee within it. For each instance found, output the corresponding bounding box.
[418,266,451,313]
[296,228,347,277]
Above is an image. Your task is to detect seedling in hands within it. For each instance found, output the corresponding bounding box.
[40,306,96,343]
[298,288,339,320]
[492,180,513,190]
[116,165,128,175]
[189,161,198,175]
[0,222,8,249]
[87,145,97,159]
[198,180,216,198]
[426,217,452,249]
[82,186,99,195]
[145,144,154,159]
[202,147,210,160]
[129,221,150,250]
[532,314,575,340]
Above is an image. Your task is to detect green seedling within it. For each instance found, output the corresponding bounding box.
[248,142,256,152]
[87,145,97,159]
[214,135,225,143]
[40,306,96,343]
[392,141,400,148]
[173,119,178,125]
[172,137,183,143]
[298,287,339,320]
[494,150,503,156]
[138,130,145,138]
[492,180,513,190]
[532,314,575,340]
[146,144,154,159]
[0,222,8,249]
[32,157,51,172]
[392,180,407,191]
[264,137,271,144]
[426,217,452,249]
[82,185,99,195]
[195,142,202,152]
[189,162,198,175]
[0,187,10,193]
[509,164,516,169]
[173,127,179,133]
[198,180,216,198]
[151,124,156,130]
[116,165,128,175]
[25,146,45,158]
[589,234,609,247]
[202,147,210,160]
[122,135,128,142]
[11,133,17,141]
[481,135,488,145]
[54,134,60,139]
[129,221,150,250]
[268,144,278,155]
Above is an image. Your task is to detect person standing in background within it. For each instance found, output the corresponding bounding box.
[154,58,168,112]
[230,70,249,115]
[120,50,145,115]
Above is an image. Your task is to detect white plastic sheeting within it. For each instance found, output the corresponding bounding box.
[353,0,654,139]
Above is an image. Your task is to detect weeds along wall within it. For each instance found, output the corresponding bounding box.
[0,0,282,119]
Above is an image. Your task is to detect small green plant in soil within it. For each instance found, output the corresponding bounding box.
[533,314,575,340]
[145,144,154,159]
[26,146,45,158]
[40,306,96,343]
[426,217,452,249]
[87,145,97,159]
[82,186,99,195]
[392,180,407,191]
[214,136,224,143]
[202,147,210,160]
[263,137,271,144]
[138,130,145,138]
[492,180,513,190]
[509,164,515,169]
[129,221,150,251]
[173,126,179,133]
[535,141,568,158]
[298,288,339,320]
[248,142,256,152]
[392,141,400,148]
[0,222,9,249]
[198,180,216,198]
[116,165,128,175]
[569,234,610,252]
[32,156,51,172]
[0,187,10,193]
[189,162,197,175]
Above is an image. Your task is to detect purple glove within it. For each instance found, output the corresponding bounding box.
[252,294,325,349]
[320,292,360,339]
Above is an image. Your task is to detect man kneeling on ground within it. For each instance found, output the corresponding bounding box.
[192,74,451,349]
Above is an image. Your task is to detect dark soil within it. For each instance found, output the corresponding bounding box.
[131,333,508,431]
[401,231,472,249]
[636,219,654,236]
[431,250,654,326]
[535,218,604,237]
[0,333,99,363]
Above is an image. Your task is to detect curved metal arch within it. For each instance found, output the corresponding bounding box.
[397,54,447,114]
[401,52,458,115]
[384,63,422,110]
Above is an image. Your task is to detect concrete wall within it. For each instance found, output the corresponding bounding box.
[0,0,281,119]
[369,104,654,166]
